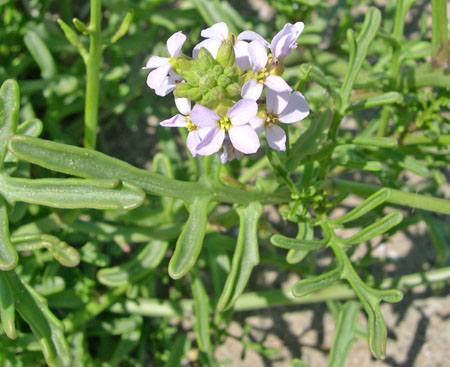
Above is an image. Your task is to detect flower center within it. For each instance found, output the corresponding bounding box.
[265,113,279,126]
[218,116,232,130]
[185,116,198,131]
[256,68,269,83]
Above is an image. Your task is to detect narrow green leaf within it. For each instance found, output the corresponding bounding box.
[97,240,168,286]
[11,234,80,267]
[110,10,134,44]
[217,202,262,311]
[24,31,57,79]
[3,270,71,367]
[165,333,191,367]
[340,212,403,246]
[431,0,448,55]
[17,118,43,137]
[8,135,199,200]
[168,196,211,279]
[326,301,360,367]
[0,79,19,166]
[351,136,398,147]
[332,159,382,171]
[287,109,331,171]
[191,271,211,353]
[346,92,403,112]
[293,267,341,298]
[271,234,329,251]
[398,155,430,177]
[0,199,18,270]
[332,188,391,225]
[0,176,145,210]
[0,272,16,339]
[340,7,381,109]
[286,223,313,264]
[421,211,449,266]
[57,19,88,61]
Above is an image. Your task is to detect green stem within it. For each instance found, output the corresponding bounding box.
[431,0,448,55]
[84,0,102,149]
[402,134,450,145]
[109,267,450,316]
[332,178,450,215]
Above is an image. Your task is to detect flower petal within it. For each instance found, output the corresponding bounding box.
[266,88,290,115]
[265,124,286,151]
[160,114,187,128]
[143,56,169,69]
[264,75,292,93]
[233,41,251,70]
[155,77,177,96]
[227,99,258,126]
[248,40,268,71]
[270,22,304,60]
[241,79,263,100]
[200,22,228,41]
[166,31,187,58]
[186,130,201,157]
[175,98,191,115]
[196,128,225,155]
[228,124,260,154]
[279,91,310,124]
[237,30,269,47]
[190,104,220,127]
[192,39,222,59]
[249,116,265,134]
[146,63,171,91]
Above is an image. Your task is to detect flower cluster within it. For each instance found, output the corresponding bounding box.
[144,22,309,163]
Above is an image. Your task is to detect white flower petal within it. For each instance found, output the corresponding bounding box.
[233,41,251,70]
[264,75,292,93]
[229,124,260,154]
[175,98,191,115]
[241,79,263,100]
[196,128,225,155]
[190,104,220,127]
[146,63,171,91]
[186,130,201,157]
[227,99,258,126]
[248,40,268,71]
[270,22,304,60]
[192,39,222,59]
[155,77,177,96]
[166,31,186,58]
[266,88,290,115]
[265,125,286,151]
[200,22,229,41]
[237,30,269,46]
[249,116,265,134]
[160,114,187,128]
[143,56,169,69]
[279,91,310,124]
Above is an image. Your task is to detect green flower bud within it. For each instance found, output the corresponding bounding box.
[197,48,215,69]
[216,41,235,67]
[212,65,224,78]
[225,82,241,97]
[224,65,238,78]
[211,86,225,99]
[200,91,214,106]
[188,87,202,101]
[174,83,190,98]
[183,71,199,86]
[171,56,194,75]
[200,75,216,89]
[217,74,231,88]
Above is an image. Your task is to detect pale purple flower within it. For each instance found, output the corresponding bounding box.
[160,98,204,157]
[270,22,304,63]
[144,31,186,96]
[250,90,309,151]
[190,99,260,156]
[193,22,269,70]
[218,138,243,163]
[241,41,292,100]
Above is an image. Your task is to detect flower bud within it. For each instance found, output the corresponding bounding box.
[200,91,214,105]
[173,83,190,98]
[216,41,235,67]
[201,75,216,89]
[212,65,224,78]
[171,56,193,75]
[225,82,241,97]
[217,75,231,88]
[223,65,237,78]
[188,87,202,101]
[197,48,215,69]
[182,70,200,86]
[211,86,225,99]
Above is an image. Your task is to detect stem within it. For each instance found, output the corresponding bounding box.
[84,0,102,149]
[402,134,450,145]
[332,178,450,215]
[431,0,448,55]
[109,267,450,317]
